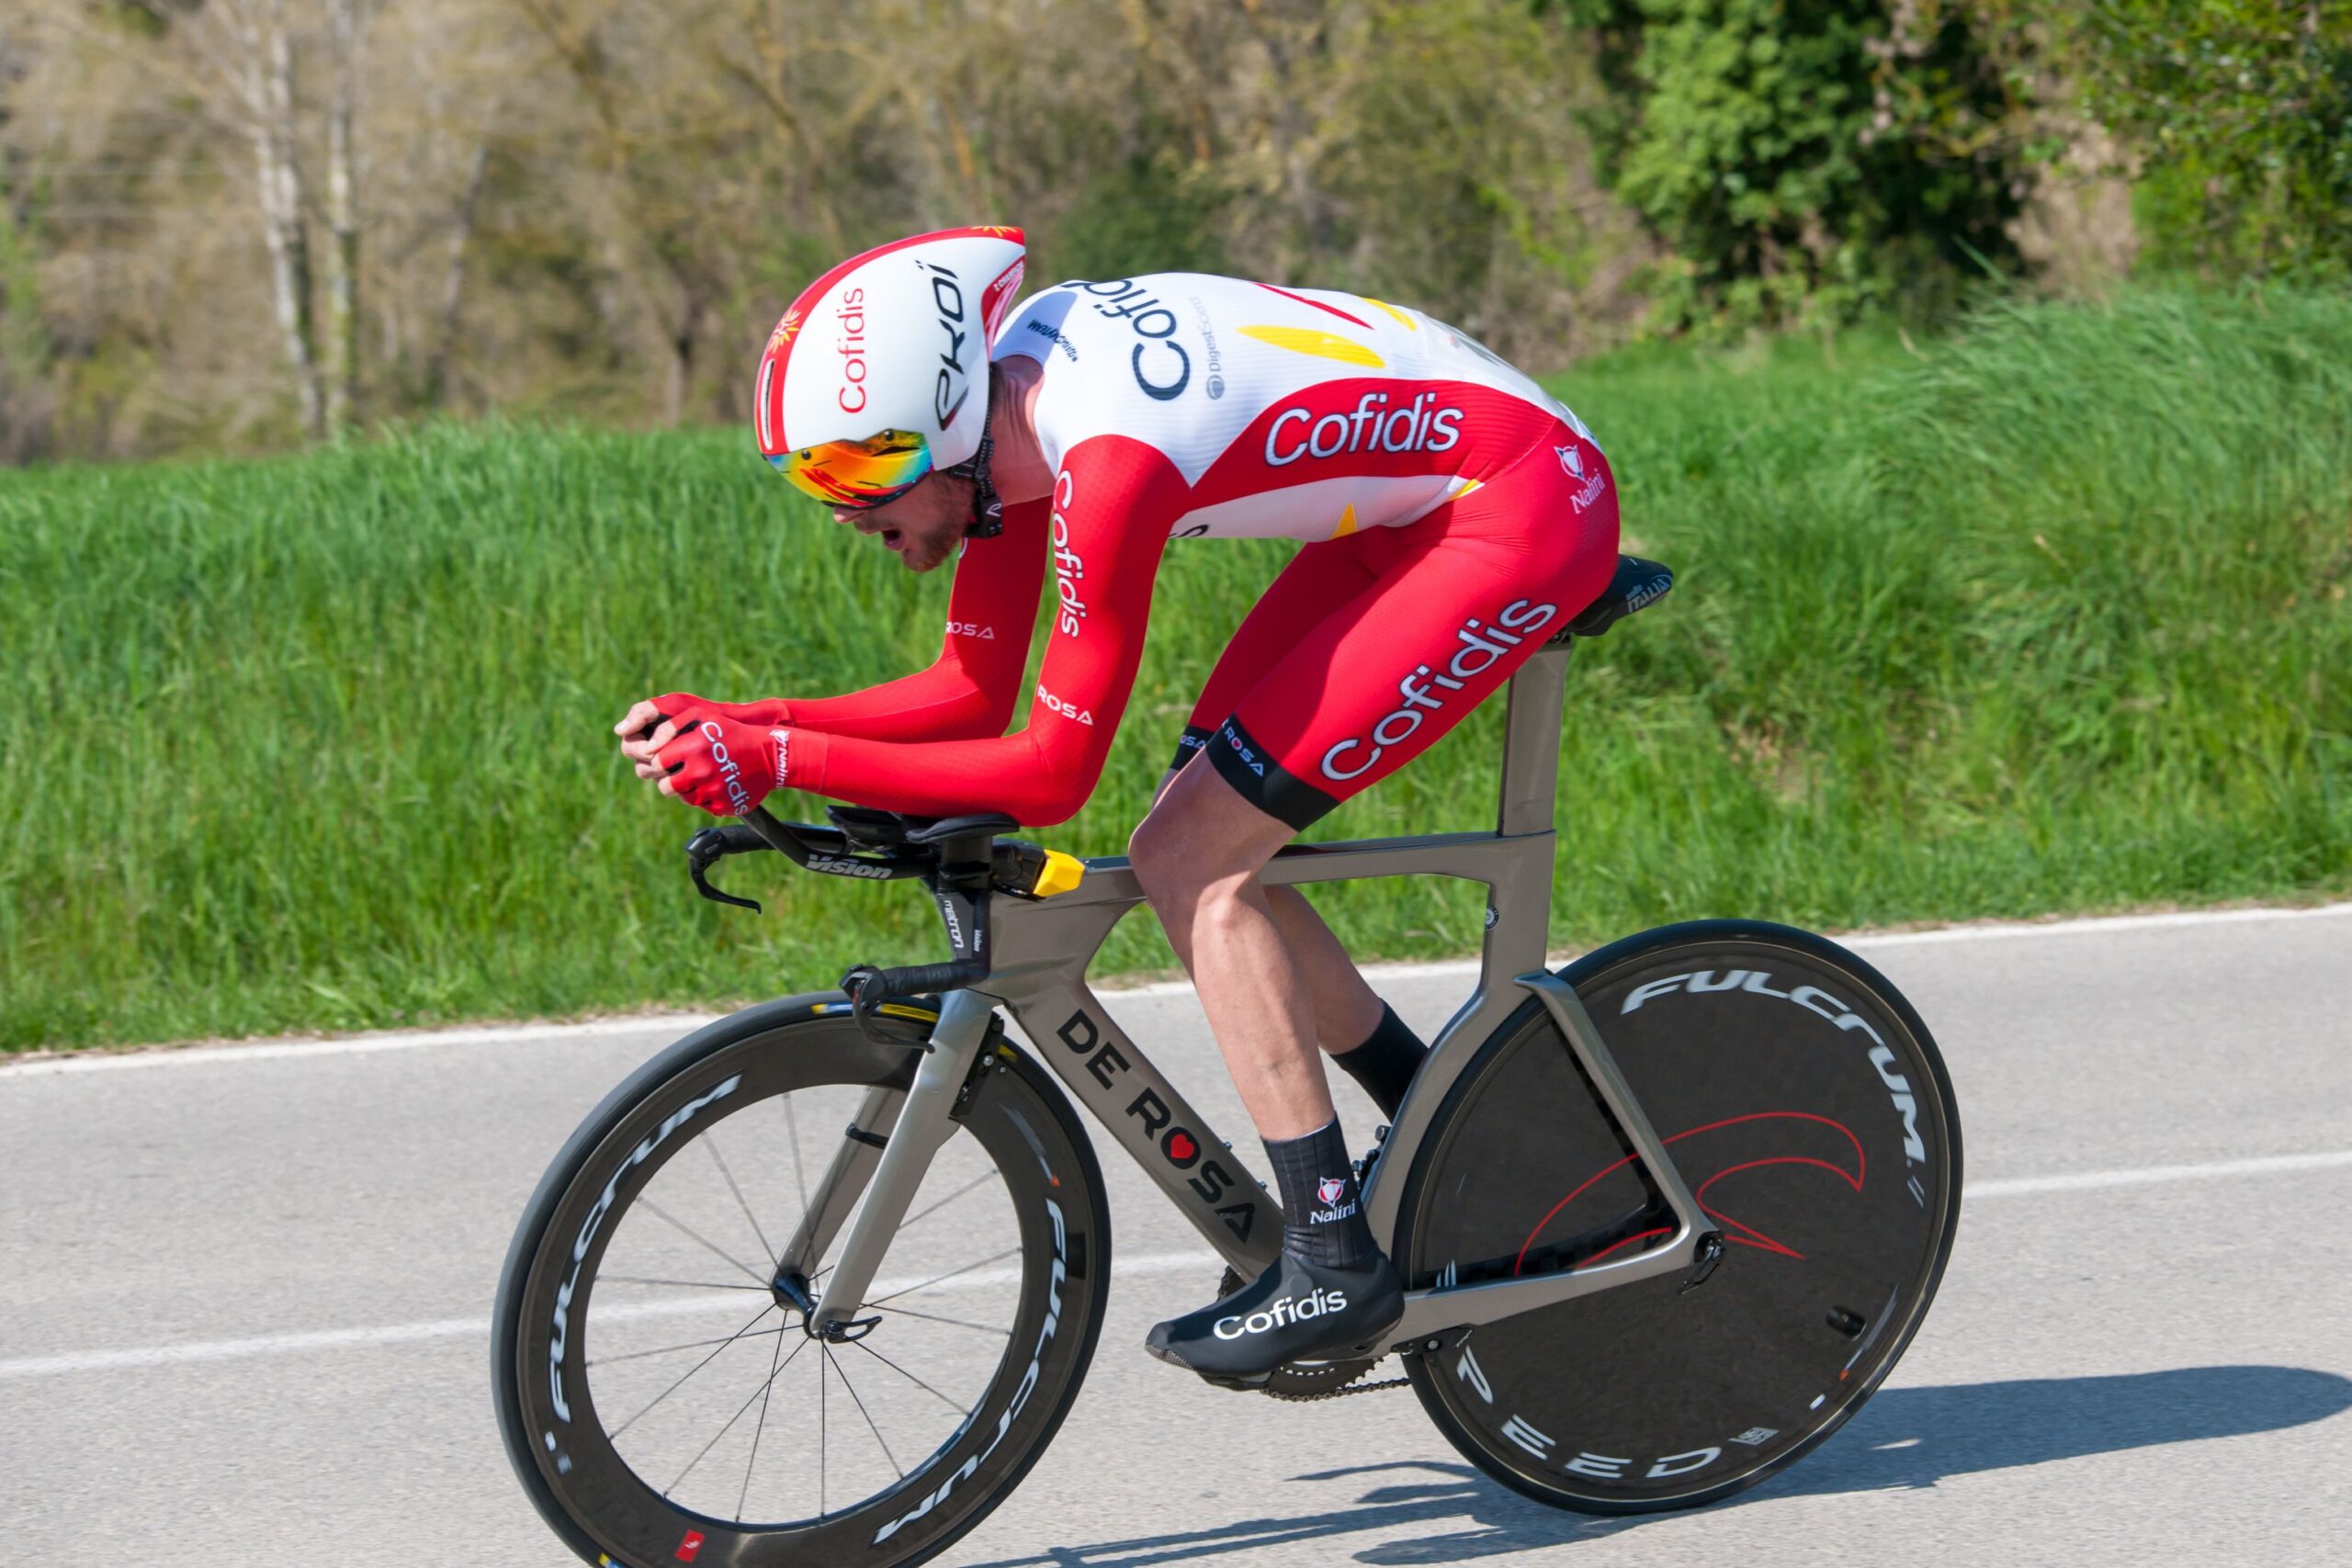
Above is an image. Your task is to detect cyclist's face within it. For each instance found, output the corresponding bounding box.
[831,470,974,573]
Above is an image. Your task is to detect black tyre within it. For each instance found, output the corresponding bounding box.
[1398,920,1962,1512]
[493,994,1112,1567]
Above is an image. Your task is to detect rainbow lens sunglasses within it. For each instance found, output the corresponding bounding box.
[768,430,935,509]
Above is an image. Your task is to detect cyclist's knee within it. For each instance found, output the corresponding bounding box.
[1130,805,1250,911]
[1126,807,1196,905]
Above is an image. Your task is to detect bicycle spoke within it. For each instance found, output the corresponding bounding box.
[705,1131,776,1270]
[827,1346,904,1479]
[849,1337,969,1414]
[898,1168,1002,1232]
[871,1303,1011,1337]
[639,1198,773,1288]
[819,1322,828,1519]
[736,1313,790,1521]
[587,1324,787,1370]
[609,1301,778,1441]
[597,1275,772,1292]
[866,1246,1021,1307]
[662,1334,809,1498]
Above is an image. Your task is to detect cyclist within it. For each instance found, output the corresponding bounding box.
[616,227,1621,1384]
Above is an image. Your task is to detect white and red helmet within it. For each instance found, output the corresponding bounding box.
[754,226,1026,508]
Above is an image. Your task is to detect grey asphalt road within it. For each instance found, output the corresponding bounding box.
[3,904,2348,1567]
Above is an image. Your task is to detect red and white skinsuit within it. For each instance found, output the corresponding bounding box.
[748,274,1620,829]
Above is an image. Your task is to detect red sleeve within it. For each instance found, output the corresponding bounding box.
[774,498,1046,744]
[784,437,1182,825]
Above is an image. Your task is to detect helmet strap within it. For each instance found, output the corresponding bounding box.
[950,427,1004,540]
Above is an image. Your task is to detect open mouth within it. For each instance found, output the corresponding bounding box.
[881,528,903,548]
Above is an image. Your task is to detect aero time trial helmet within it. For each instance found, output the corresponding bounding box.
[754,226,1026,511]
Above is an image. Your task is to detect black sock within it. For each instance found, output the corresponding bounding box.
[1265,1119,1375,1269]
[1329,1003,1428,1121]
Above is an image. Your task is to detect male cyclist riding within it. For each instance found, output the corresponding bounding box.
[616,227,1621,1385]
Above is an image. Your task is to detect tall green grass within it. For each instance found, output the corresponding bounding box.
[4,288,2346,1049]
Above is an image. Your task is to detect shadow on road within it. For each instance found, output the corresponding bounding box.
[958,1366,2351,1567]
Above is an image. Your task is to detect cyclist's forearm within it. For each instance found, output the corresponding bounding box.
[784,725,1104,828]
[775,658,1017,743]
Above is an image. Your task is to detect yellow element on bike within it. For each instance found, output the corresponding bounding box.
[809,1000,942,1023]
[1033,850,1086,898]
[1237,325,1385,368]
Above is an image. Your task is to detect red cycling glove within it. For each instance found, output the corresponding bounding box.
[655,706,797,818]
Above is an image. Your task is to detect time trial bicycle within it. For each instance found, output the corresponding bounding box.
[492,554,1962,1567]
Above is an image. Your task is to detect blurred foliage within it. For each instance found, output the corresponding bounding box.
[1566,0,2026,332]
[2,0,2349,457]
[2075,0,2352,279]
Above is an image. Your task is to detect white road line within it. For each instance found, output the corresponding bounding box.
[6,1147,2346,1384]
[1965,1149,2352,1198]
[6,899,2346,1077]
[1842,901,2352,948]
[0,1015,728,1076]
[0,1252,1217,1382]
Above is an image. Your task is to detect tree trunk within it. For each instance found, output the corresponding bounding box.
[663,293,703,427]
[323,0,363,429]
[241,4,323,439]
[425,130,492,409]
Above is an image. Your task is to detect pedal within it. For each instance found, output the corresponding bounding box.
[1194,1369,1273,1393]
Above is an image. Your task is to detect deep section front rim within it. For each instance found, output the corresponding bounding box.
[492,999,1111,1567]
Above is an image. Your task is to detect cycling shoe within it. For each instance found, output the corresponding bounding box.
[1145,1251,1403,1387]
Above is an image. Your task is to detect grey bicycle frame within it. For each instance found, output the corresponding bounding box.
[808,645,1708,1348]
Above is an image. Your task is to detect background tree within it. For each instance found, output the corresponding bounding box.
[10,0,2335,463]
[2074,0,2351,278]
[1573,0,2026,331]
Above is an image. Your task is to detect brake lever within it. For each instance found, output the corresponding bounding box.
[686,826,763,914]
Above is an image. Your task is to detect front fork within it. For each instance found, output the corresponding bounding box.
[790,987,999,1337]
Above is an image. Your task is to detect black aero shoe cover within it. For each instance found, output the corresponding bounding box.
[1144,1251,1404,1385]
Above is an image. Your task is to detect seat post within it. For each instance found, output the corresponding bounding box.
[1497,644,1570,836]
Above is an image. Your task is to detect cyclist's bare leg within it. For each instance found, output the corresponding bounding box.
[1150,767,1384,1058]
[1130,761,1333,1141]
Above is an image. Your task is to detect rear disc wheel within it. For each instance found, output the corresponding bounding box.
[1398,921,1962,1512]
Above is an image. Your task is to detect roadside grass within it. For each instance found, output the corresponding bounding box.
[4,287,2346,1048]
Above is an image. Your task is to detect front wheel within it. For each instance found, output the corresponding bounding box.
[492,995,1112,1567]
[1397,920,1962,1513]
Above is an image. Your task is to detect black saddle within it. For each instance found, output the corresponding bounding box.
[1550,554,1674,643]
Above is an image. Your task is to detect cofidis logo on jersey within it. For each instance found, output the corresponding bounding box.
[1265,389,1463,467]
[1062,278,1190,401]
